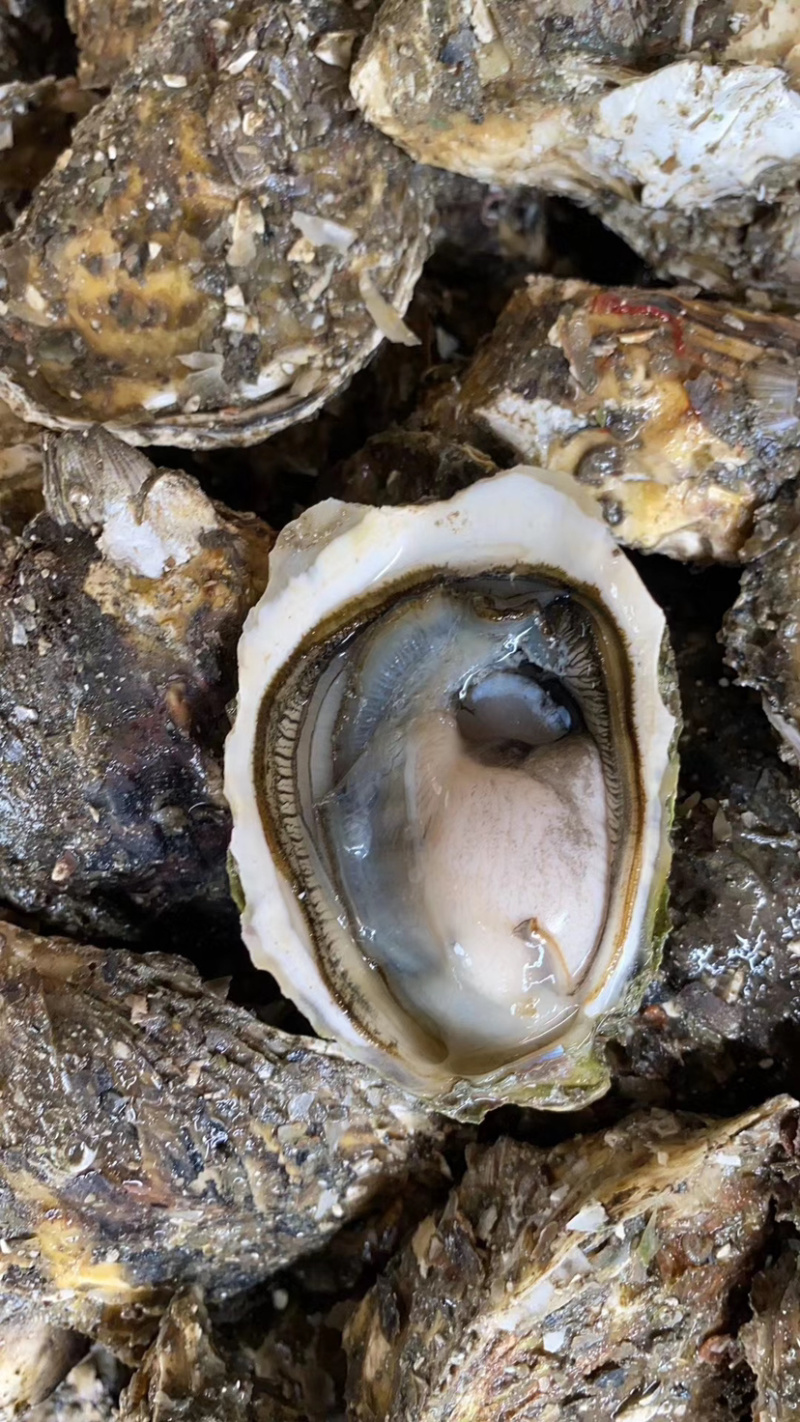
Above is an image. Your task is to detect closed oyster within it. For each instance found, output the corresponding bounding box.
[723,488,800,762]
[0,921,454,1363]
[344,1097,799,1422]
[615,555,800,1112]
[0,427,272,954]
[351,0,800,301]
[0,0,433,449]
[425,276,800,562]
[226,469,679,1116]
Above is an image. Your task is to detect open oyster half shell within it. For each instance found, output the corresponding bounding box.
[226,469,679,1117]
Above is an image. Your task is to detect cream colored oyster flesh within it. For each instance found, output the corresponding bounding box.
[225,469,679,1115]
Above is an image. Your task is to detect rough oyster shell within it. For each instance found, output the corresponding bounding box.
[615,557,800,1111]
[593,178,800,304]
[742,1250,800,1422]
[0,427,271,953]
[424,275,800,562]
[25,1350,126,1422]
[320,429,497,506]
[0,1324,85,1414]
[226,468,679,1117]
[345,1096,799,1422]
[0,921,454,1365]
[118,1288,247,1422]
[67,0,162,89]
[0,77,95,236]
[117,1283,343,1421]
[0,412,43,532]
[352,0,800,301]
[0,0,434,448]
[723,488,800,763]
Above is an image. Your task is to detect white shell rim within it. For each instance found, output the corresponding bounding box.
[224,466,678,1103]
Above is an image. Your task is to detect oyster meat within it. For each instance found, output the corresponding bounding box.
[352,0,800,300]
[0,428,271,953]
[226,468,679,1116]
[345,1096,799,1422]
[0,921,454,1365]
[0,0,434,448]
[425,275,800,562]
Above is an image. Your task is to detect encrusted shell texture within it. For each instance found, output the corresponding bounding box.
[0,0,434,448]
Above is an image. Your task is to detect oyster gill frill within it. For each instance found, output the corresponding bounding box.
[225,469,679,1116]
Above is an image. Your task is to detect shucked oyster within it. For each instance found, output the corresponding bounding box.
[0,0,433,448]
[226,470,679,1116]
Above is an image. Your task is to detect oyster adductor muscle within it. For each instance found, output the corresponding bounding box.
[0,0,434,448]
[226,468,679,1117]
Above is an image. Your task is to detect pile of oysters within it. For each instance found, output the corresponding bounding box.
[4,0,800,1417]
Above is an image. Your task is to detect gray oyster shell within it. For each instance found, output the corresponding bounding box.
[344,1096,800,1422]
[352,0,800,302]
[0,427,272,954]
[0,0,434,448]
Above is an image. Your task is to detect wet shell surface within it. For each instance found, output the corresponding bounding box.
[351,0,800,302]
[225,468,679,1116]
[425,275,800,563]
[0,0,433,448]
